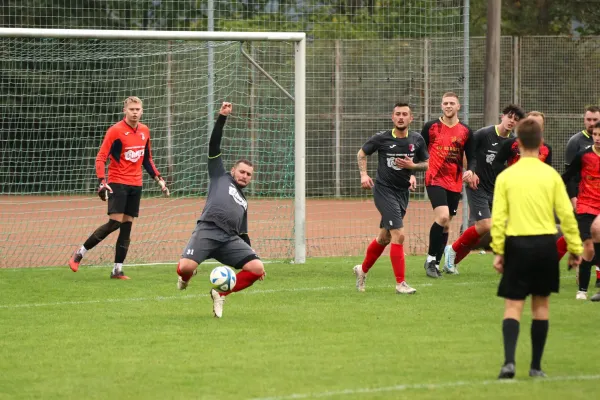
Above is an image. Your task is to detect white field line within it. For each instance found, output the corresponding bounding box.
[0,281,492,309]
[249,374,600,400]
[2,260,276,271]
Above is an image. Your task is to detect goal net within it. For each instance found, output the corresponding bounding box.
[0,29,306,267]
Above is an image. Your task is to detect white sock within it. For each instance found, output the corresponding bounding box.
[113,263,123,273]
[78,246,87,256]
[426,255,436,263]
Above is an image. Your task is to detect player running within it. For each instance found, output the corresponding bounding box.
[443,104,525,273]
[353,102,429,294]
[68,96,169,279]
[421,92,476,278]
[175,102,265,318]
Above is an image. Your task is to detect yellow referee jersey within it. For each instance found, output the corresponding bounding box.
[491,157,583,256]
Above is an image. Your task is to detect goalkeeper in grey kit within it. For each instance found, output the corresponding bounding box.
[176,102,265,318]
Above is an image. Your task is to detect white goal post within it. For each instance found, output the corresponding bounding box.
[0,28,306,266]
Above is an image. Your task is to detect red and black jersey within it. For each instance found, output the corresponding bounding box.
[420,118,475,193]
[562,147,600,215]
[493,137,552,174]
[95,119,161,186]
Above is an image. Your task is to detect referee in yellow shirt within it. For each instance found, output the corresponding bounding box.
[491,117,583,379]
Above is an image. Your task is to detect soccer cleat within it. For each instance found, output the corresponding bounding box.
[68,251,83,272]
[110,271,130,280]
[529,369,547,378]
[353,265,367,292]
[177,269,197,290]
[590,291,600,302]
[210,289,225,318]
[424,259,441,279]
[576,290,587,300]
[498,363,515,379]
[443,245,458,274]
[396,281,417,294]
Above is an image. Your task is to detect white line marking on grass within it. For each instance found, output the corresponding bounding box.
[2,260,276,271]
[249,374,600,400]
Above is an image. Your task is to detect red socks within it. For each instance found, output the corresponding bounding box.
[361,239,387,274]
[176,261,194,282]
[556,236,567,261]
[390,243,406,283]
[221,270,262,297]
[451,226,481,264]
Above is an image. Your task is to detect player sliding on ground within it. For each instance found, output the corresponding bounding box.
[175,102,265,318]
[68,96,170,279]
[443,104,525,274]
[354,102,429,294]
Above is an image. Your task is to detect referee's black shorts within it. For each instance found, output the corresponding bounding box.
[497,235,559,300]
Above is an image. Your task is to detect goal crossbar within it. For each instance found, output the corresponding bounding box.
[0,27,307,264]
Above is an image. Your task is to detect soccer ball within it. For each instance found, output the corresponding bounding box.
[209,266,237,292]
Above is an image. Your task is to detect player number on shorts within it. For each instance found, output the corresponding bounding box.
[186,249,194,255]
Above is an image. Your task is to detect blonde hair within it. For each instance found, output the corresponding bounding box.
[442,91,459,101]
[123,96,143,107]
[526,110,545,123]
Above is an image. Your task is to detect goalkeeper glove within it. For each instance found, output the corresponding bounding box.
[156,176,170,197]
[97,179,113,201]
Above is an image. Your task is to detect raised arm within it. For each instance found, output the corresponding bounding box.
[208,102,233,178]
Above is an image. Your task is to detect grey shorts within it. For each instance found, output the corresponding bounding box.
[466,186,493,221]
[181,222,260,269]
[373,184,409,230]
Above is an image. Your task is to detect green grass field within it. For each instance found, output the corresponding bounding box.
[1,255,598,400]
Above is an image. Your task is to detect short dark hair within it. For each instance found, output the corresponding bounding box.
[585,105,600,114]
[517,118,543,150]
[593,121,600,130]
[502,104,525,119]
[393,102,411,110]
[442,92,459,101]
[233,158,253,168]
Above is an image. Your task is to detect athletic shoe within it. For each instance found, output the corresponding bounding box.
[396,281,417,294]
[443,245,458,274]
[590,291,600,302]
[177,269,197,290]
[576,290,587,300]
[110,271,130,280]
[424,259,440,279]
[498,363,515,379]
[210,289,225,318]
[435,264,443,277]
[68,251,83,272]
[353,265,367,292]
[529,369,547,378]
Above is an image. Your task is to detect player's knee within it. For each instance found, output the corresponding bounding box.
[94,219,121,241]
[476,219,492,234]
[376,230,391,246]
[178,258,197,272]
[436,214,450,227]
[583,240,595,260]
[389,229,404,244]
[243,259,264,276]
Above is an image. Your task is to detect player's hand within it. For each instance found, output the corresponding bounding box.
[567,253,582,270]
[468,173,480,190]
[395,156,416,170]
[156,177,170,197]
[463,170,474,182]
[97,179,112,201]
[219,102,232,116]
[493,254,504,274]
[361,174,374,189]
[409,175,417,191]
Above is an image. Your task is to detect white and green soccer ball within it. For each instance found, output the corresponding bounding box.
[209,266,237,292]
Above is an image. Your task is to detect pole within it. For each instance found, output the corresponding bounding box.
[334,40,342,198]
[484,0,501,126]
[294,38,307,264]
[462,0,471,233]
[207,0,215,138]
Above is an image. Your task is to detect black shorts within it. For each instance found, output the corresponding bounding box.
[426,185,462,216]
[497,235,559,300]
[181,222,260,269]
[576,213,597,241]
[107,183,142,217]
[466,186,493,221]
[373,184,409,230]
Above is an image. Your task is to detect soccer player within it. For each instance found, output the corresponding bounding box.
[175,102,264,318]
[492,111,552,175]
[558,105,600,287]
[491,117,582,379]
[421,92,476,278]
[443,104,525,274]
[353,102,429,294]
[561,120,600,300]
[68,96,170,279]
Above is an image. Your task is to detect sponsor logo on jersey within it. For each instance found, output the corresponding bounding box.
[124,149,145,162]
[492,142,498,146]
[486,153,496,164]
[141,133,145,141]
[389,144,397,148]
[229,184,248,210]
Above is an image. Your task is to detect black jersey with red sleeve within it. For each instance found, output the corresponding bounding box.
[95,119,161,186]
[492,137,552,175]
[562,147,600,215]
[420,118,475,193]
